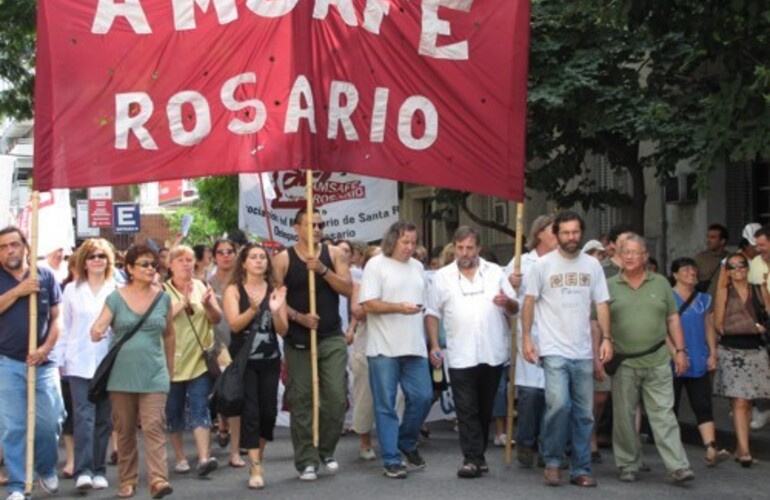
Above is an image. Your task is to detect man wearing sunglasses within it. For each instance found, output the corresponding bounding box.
[425,226,518,478]
[0,226,65,500]
[273,208,352,481]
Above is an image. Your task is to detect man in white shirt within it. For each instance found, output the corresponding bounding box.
[522,211,612,488]
[426,227,518,478]
[504,215,557,468]
[359,221,433,479]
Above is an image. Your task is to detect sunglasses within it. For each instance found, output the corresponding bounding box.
[86,253,108,261]
[216,249,235,256]
[312,222,326,229]
[726,261,748,270]
[134,260,159,269]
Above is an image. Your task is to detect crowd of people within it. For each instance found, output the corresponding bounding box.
[0,210,769,499]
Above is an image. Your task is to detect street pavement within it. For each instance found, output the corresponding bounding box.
[31,417,770,500]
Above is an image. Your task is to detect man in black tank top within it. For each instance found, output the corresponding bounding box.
[273,208,352,480]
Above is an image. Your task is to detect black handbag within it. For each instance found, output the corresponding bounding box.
[87,292,165,403]
[604,340,666,376]
[210,328,256,417]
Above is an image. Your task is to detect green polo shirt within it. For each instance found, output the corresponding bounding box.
[608,272,677,369]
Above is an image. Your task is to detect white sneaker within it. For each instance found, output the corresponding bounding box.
[6,492,25,500]
[92,475,109,490]
[174,459,191,474]
[359,448,376,461]
[76,474,93,490]
[298,465,317,481]
[493,434,506,447]
[750,409,770,430]
[322,457,339,474]
[38,474,59,494]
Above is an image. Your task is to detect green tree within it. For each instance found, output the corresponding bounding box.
[193,175,240,236]
[526,0,770,231]
[0,0,36,118]
[164,206,222,245]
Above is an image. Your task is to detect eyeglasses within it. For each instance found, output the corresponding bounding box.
[134,260,159,269]
[86,253,108,261]
[216,249,235,256]
[726,261,748,270]
[310,222,326,230]
[458,275,485,296]
[0,241,23,252]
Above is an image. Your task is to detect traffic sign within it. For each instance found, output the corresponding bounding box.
[113,203,140,234]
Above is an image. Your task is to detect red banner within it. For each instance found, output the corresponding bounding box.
[34,0,529,200]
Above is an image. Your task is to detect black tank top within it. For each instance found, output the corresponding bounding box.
[229,283,279,361]
[285,244,342,348]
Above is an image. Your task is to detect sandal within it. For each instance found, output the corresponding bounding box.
[229,456,246,468]
[735,454,757,468]
[248,460,265,489]
[704,441,730,467]
[457,462,481,478]
[117,484,136,498]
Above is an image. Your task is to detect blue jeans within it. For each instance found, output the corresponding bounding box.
[69,377,112,478]
[368,356,432,467]
[166,373,213,433]
[541,356,594,478]
[0,356,64,494]
[515,385,545,450]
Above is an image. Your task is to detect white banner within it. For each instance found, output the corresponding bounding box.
[0,155,14,226]
[239,171,399,245]
[76,199,100,238]
[17,189,76,256]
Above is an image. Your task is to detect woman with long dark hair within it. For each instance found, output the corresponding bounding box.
[223,243,288,489]
[713,252,770,467]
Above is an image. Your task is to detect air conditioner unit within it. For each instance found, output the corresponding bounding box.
[665,173,698,205]
[493,201,508,225]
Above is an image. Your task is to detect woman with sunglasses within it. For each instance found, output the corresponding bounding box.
[90,244,175,498]
[669,257,728,466]
[223,243,288,489]
[56,239,117,491]
[162,246,222,477]
[713,252,770,467]
[207,239,242,463]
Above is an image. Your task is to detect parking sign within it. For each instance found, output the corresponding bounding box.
[113,203,140,233]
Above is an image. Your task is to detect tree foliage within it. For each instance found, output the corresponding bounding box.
[193,175,240,237]
[164,206,223,245]
[0,0,36,119]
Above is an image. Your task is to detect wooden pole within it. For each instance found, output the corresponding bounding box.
[305,170,320,448]
[505,202,525,466]
[25,191,40,495]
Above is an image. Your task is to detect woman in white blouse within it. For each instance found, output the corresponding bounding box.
[56,238,117,491]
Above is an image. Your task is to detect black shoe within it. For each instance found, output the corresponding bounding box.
[216,432,230,448]
[399,447,426,469]
[383,464,407,479]
[479,461,489,474]
[457,462,482,479]
[518,447,535,468]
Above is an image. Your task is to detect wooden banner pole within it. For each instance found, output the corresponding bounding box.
[25,191,40,495]
[305,170,320,448]
[505,202,525,466]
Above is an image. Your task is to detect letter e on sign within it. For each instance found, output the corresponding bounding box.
[113,203,141,233]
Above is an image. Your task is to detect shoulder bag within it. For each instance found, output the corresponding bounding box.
[87,291,165,403]
[164,281,222,378]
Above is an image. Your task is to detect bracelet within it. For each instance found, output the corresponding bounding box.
[602,336,612,341]
[675,347,687,354]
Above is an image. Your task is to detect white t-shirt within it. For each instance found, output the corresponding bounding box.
[426,259,515,369]
[358,254,427,358]
[525,250,609,360]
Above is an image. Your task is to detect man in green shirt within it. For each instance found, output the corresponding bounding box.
[607,234,694,485]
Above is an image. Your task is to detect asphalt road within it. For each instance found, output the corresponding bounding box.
[25,420,768,500]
